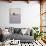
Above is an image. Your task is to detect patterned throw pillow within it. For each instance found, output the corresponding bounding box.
[14,28,21,34]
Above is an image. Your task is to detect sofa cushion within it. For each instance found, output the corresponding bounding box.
[14,28,21,34]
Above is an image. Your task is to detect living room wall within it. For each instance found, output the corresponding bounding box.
[0,1,40,28]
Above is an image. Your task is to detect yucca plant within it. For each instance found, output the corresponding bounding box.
[32,27,43,40]
[32,27,38,40]
[32,27,38,31]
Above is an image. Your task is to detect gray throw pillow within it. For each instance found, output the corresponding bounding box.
[14,28,21,34]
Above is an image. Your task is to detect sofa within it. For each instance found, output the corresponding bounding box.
[7,28,34,43]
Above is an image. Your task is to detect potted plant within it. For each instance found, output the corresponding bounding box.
[32,27,38,40]
[32,27,43,40]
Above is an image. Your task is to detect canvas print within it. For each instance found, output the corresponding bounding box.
[9,8,21,24]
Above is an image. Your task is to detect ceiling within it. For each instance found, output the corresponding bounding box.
[0,0,41,1]
[0,0,45,4]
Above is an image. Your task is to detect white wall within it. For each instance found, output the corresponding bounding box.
[0,1,40,28]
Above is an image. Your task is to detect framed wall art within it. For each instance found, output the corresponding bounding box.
[9,8,21,24]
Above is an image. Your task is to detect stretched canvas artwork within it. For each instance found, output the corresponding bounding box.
[9,8,21,24]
